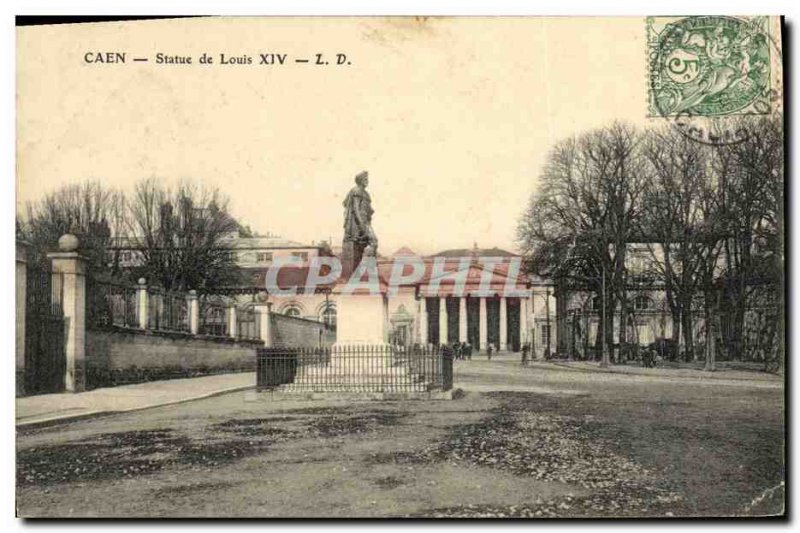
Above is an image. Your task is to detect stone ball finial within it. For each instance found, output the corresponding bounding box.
[58,233,79,252]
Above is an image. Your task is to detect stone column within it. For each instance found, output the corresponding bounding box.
[228,304,238,338]
[137,278,148,330]
[419,298,428,345]
[439,297,448,345]
[187,290,199,334]
[47,235,87,393]
[383,294,390,344]
[531,292,540,359]
[459,297,468,343]
[479,297,487,351]
[522,296,530,346]
[499,297,508,351]
[16,242,27,396]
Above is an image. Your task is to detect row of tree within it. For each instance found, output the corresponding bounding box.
[517,116,783,371]
[17,179,250,292]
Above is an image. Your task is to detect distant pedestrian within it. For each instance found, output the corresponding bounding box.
[487,343,493,360]
[521,343,530,365]
[452,341,462,360]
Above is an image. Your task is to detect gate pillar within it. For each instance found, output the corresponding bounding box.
[252,292,273,347]
[47,234,87,393]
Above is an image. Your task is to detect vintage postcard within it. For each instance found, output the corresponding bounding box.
[15,16,785,518]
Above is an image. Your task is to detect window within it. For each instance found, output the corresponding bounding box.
[120,251,132,262]
[293,252,309,262]
[256,252,273,263]
[629,255,645,273]
[634,295,652,311]
[284,307,301,317]
[320,304,337,327]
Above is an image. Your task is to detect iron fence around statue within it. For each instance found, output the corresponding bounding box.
[256,344,453,393]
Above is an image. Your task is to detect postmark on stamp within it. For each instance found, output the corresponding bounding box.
[647,16,782,145]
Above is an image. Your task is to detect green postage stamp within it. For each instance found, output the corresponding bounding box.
[647,16,781,124]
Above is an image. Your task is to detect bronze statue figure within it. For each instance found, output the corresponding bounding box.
[341,171,378,277]
[343,170,378,255]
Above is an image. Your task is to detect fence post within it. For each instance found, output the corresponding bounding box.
[228,304,238,339]
[47,234,87,393]
[253,296,272,347]
[16,241,28,396]
[442,348,453,391]
[136,278,148,330]
[187,290,199,334]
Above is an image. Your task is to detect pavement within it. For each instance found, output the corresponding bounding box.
[16,372,256,429]
[528,359,783,382]
[16,356,781,429]
[16,357,784,518]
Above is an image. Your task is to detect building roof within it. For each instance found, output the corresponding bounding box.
[391,246,418,257]
[430,246,517,258]
[220,235,311,250]
[110,234,318,251]
[246,253,533,296]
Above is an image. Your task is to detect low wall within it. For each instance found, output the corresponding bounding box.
[85,327,263,389]
[270,314,336,349]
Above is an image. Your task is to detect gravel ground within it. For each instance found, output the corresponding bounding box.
[16,361,784,518]
[404,396,683,517]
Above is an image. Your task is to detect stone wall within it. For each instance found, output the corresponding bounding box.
[85,328,263,389]
[270,313,336,349]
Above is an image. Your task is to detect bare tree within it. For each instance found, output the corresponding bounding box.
[126,179,244,292]
[713,116,783,368]
[640,127,721,361]
[519,116,783,372]
[18,181,127,272]
[518,123,645,363]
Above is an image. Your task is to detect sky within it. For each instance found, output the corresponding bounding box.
[18,17,656,255]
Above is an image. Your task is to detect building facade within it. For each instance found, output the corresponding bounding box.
[257,245,557,356]
[112,234,560,356]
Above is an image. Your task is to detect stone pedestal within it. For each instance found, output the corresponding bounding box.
[317,283,399,383]
[333,290,388,346]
